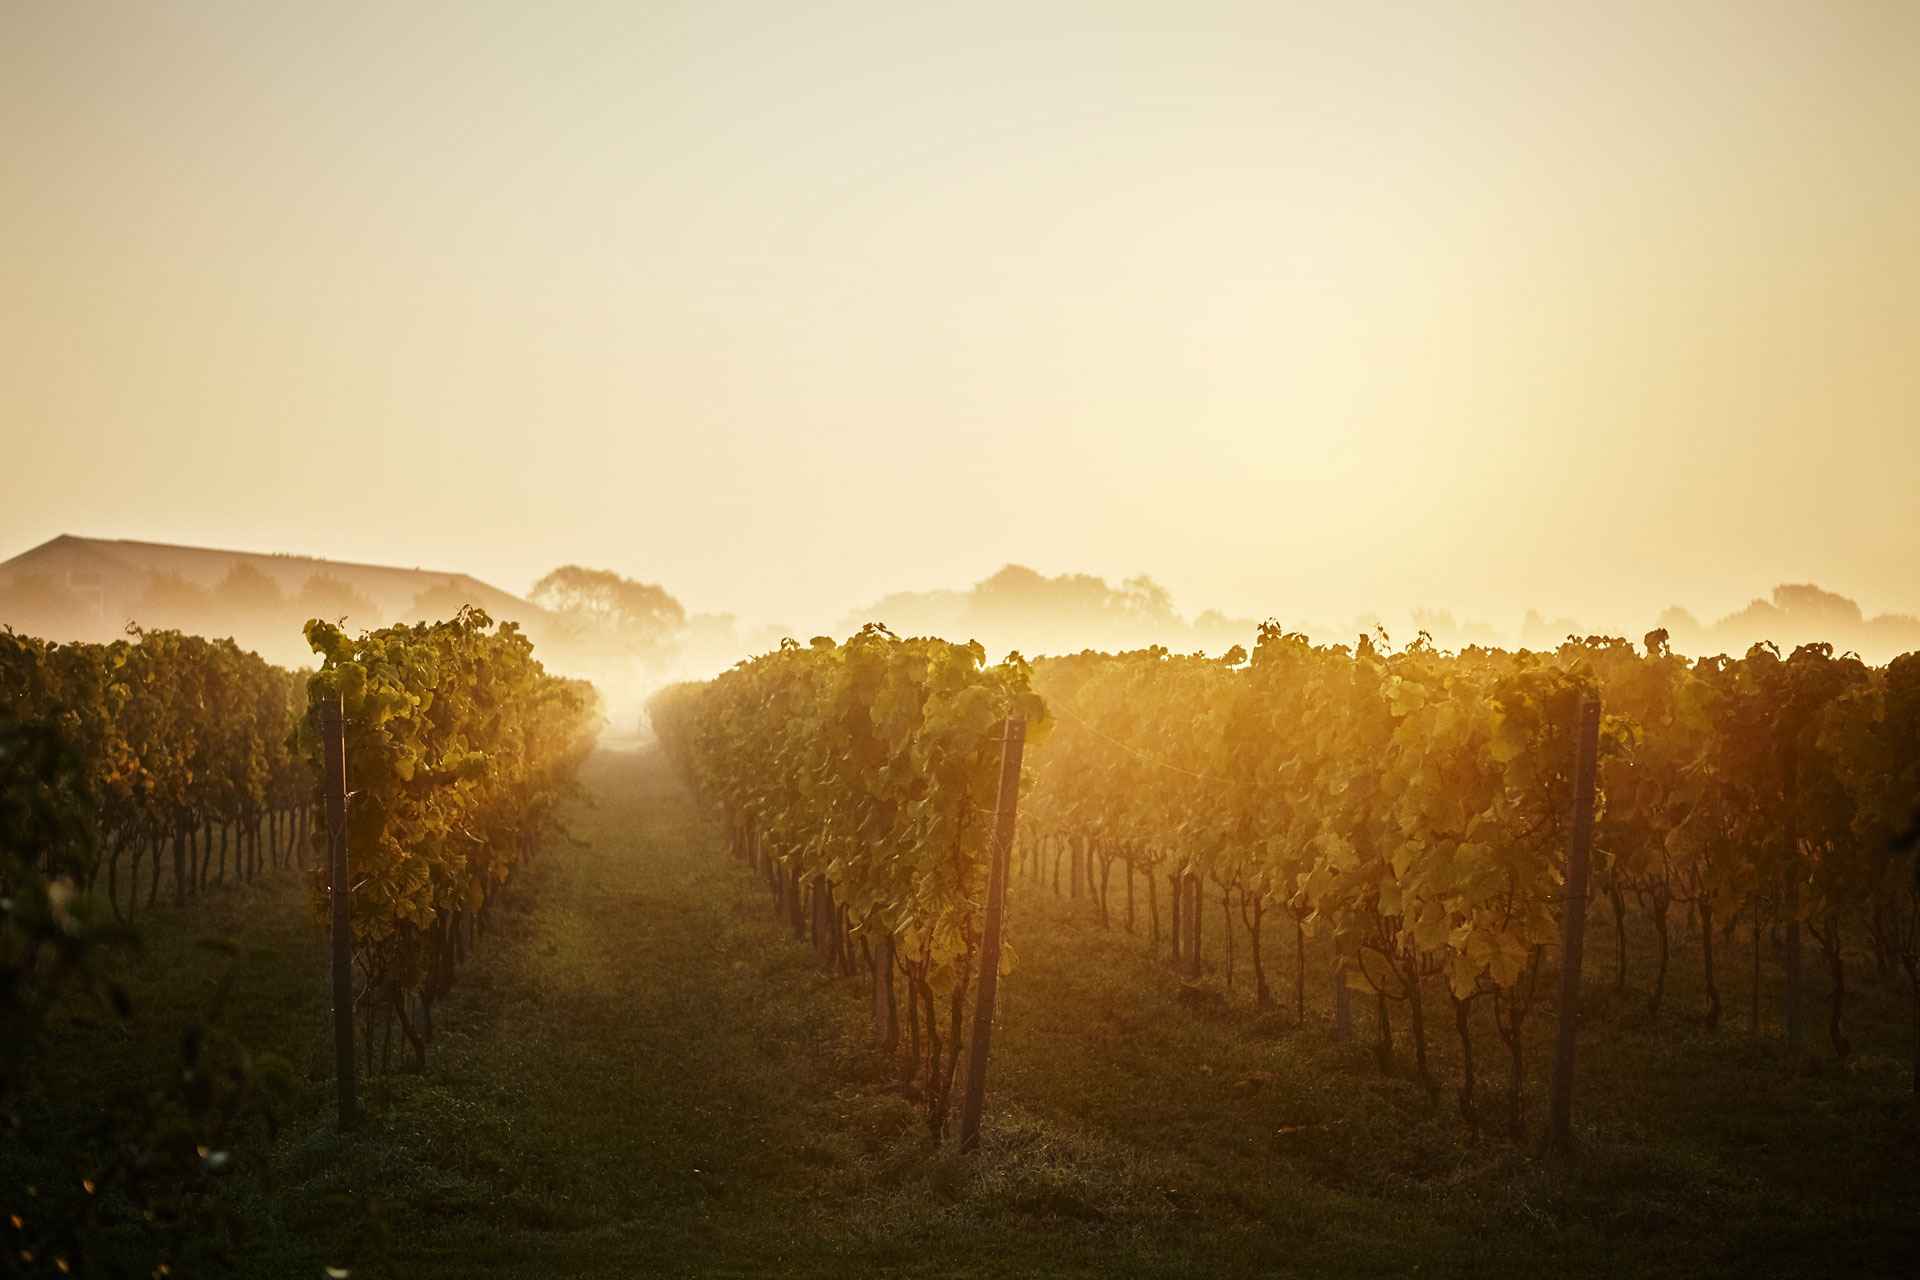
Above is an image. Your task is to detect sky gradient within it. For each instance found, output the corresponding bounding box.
[4,1,1915,637]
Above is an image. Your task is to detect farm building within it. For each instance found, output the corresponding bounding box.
[0,534,545,665]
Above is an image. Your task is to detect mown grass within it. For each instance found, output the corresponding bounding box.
[8,746,1918,1277]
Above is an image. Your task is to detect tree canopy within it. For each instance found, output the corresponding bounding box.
[530,565,686,665]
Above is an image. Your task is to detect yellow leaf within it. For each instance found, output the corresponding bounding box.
[1390,840,1418,881]
[1489,712,1527,764]
[1413,901,1451,952]
[1448,952,1480,1000]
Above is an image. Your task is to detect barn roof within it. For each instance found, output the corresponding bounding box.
[0,534,536,618]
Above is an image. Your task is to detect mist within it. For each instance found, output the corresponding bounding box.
[6,540,1918,731]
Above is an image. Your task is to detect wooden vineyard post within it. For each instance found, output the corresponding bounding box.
[1547,697,1601,1156]
[320,694,358,1132]
[1331,964,1353,1042]
[873,930,897,1052]
[1187,872,1202,980]
[1781,747,1803,1058]
[959,715,1027,1154]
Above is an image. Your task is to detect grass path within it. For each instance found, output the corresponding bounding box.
[12,745,1918,1277]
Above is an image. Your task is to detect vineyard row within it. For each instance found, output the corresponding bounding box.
[650,624,1920,1146]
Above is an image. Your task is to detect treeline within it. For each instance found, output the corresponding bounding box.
[0,556,702,731]
[1512,582,1920,663]
[1652,582,1920,664]
[844,565,1920,668]
[0,627,312,920]
[647,627,1046,1142]
[839,564,1257,659]
[1,561,385,644]
[299,609,601,1071]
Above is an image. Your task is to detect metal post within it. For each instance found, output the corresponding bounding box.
[320,694,358,1132]
[1547,697,1601,1155]
[959,716,1027,1154]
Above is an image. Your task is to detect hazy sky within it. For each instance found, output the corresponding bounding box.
[4,1,1916,635]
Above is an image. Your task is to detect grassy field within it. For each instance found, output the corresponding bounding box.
[10,745,1918,1277]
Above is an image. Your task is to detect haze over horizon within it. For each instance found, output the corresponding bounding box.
[6,1,1917,640]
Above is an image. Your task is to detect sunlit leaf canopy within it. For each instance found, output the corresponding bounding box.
[663,619,1914,1021]
[300,608,601,1005]
[651,625,1048,977]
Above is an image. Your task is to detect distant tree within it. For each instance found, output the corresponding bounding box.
[296,574,379,627]
[971,565,1113,623]
[1771,583,1864,630]
[405,578,481,624]
[842,564,1272,654]
[211,561,285,631]
[838,589,969,640]
[214,560,282,608]
[1863,611,1920,656]
[1704,597,1790,654]
[1519,608,1583,650]
[133,572,212,631]
[967,564,1182,649]
[1115,574,1177,627]
[1718,597,1786,630]
[1410,607,1502,651]
[530,565,686,665]
[1698,582,1913,660]
[1192,608,1260,655]
[1655,605,1706,656]
[0,573,94,639]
